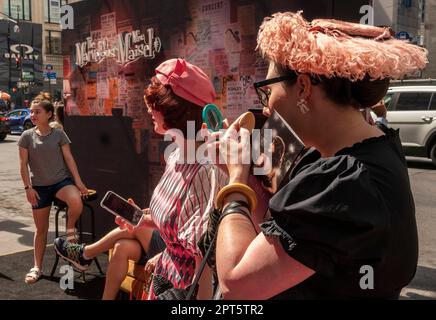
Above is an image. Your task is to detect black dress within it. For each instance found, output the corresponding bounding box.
[261,127,418,299]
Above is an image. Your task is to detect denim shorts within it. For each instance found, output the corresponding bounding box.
[137,230,166,265]
[32,178,75,210]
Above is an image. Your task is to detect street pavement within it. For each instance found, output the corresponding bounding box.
[0,135,63,257]
[1,134,435,299]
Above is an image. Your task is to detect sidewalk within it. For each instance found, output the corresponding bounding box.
[0,135,63,256]
[1,135,435,300]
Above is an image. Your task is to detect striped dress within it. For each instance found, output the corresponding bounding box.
[148,148,227,300]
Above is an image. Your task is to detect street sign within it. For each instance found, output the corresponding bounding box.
[22,71,34,82]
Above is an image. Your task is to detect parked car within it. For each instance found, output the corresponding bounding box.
[385,84,436,166]
[0,113,11,141]
[6,109,34,133]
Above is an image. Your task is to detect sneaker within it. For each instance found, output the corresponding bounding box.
[54,237,92,271]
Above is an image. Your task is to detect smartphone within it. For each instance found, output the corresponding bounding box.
[248,108,268,130]
[100,191,143,226]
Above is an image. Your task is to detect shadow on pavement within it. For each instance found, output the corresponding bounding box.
[0,220,56,248]
[0,247,107,300]
[402,265,436,300]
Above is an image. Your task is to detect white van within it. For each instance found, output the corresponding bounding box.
[385,84,436,166]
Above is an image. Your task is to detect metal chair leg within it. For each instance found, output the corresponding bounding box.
[51,207,63,278]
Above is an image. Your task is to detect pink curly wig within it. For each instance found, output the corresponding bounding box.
[257,11,428,81]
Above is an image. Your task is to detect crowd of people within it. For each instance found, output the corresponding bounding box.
[18,11,428,299]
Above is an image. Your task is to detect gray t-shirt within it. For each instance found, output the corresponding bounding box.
[18,128,72,186]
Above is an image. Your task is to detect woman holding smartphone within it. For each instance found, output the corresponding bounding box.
[54,59,227,300]
[18,92,88,284]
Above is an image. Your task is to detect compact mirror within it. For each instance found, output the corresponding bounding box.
[203,104,224,132]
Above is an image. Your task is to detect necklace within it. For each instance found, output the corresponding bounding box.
[34,127,53,138]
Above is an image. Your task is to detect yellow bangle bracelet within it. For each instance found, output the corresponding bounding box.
[215,183,257,212]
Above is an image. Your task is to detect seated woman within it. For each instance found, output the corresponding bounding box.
[19,93,89,284]
[55,58,227,300]
[214,12,426,299]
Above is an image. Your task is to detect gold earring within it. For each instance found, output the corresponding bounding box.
[297,99,310,114]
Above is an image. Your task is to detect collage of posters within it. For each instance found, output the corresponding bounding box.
[63,0,271,201]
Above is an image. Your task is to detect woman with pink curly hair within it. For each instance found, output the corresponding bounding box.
[214,12,427,299]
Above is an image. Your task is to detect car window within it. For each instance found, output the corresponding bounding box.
[8,111,20,117]
[384,93,394,111]
[396,92,432,111]
[430,94,436,110]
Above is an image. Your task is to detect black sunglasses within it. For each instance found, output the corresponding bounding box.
[254,74,321,108]
[254,75,296,108]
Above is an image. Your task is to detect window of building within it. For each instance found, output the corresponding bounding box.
[46,30,62,55]
[396,92,432,111]
[4,0,31,21]
[402,0,413,8]
[45,0,61,24]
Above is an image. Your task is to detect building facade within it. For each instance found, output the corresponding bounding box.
[0,0,72,107]
[374,0,436,79]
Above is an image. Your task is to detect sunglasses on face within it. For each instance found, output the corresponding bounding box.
[253,74,321,108]
[253,76,296,108]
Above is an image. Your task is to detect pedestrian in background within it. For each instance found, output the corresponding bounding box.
[18,92,89,284]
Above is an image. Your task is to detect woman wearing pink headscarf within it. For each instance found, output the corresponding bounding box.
[55,59,227,300]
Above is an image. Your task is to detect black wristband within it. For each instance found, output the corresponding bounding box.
[219,201,256,231]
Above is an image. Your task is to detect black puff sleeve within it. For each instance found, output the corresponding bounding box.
[261,154,390,277]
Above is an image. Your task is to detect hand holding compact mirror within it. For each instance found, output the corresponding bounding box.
[203,104,224,132]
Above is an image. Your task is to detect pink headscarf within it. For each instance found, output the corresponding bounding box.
[155,58,216,107]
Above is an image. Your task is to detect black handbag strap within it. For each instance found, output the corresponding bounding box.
[186,222,218,300]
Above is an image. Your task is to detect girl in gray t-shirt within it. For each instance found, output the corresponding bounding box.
[18,92,89,284]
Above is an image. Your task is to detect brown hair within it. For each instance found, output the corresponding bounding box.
[144,77,203,137]
[276,64,390,109]
[32,92,55,121]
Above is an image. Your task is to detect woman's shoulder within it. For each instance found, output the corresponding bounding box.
[293,150,365,181]
[52,127,66,134]
[19,128,35,141]
[272,152,375,210]
[21,128,35,137]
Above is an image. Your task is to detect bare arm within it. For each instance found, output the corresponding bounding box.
[216,196,315,300]
[61,143,88,194]
[19,147,31,188]
[217,216,315,299]
[215,114,315,300]
[194,254,213,300]
[19,147,40,206]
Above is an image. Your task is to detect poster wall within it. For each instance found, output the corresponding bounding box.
[63,0,369,213]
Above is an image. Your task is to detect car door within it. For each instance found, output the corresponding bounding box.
[425,94,436,145]
[7,111,22,131]
[387,91,433,148]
